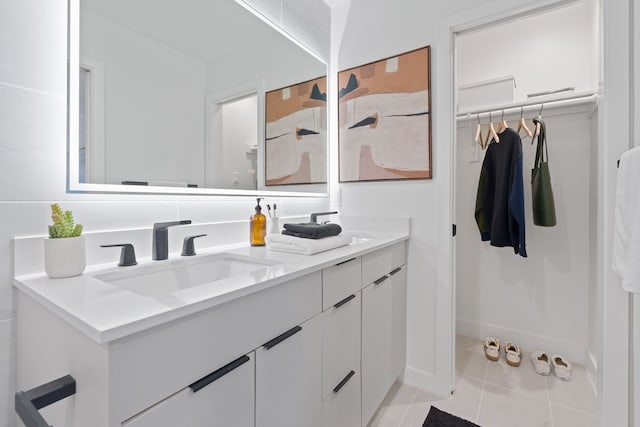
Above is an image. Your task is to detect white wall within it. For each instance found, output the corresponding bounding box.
[0,1,329,426]
[455,108,595,363]
[456,0,597,104]
[220,96,258,189]
[206,32,326,95]
[239,0,330,61]
[81,11,207,186]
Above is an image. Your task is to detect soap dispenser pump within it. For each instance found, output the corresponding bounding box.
[250,197,266,246]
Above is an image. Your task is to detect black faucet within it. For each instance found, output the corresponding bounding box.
[309,211,338,223]
[152,220,192,260]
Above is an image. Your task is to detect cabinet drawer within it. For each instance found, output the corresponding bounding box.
[322,366,361,427]
[111,271,321,422]
[322,257,361,310]
[122,352,255,427]
[361,242,406,286]
[321,291,361,399]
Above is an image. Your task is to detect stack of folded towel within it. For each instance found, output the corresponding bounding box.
[281,223,343,239]
[265,222,352,255]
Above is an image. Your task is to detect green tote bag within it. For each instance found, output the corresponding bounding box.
[531,118,557,226]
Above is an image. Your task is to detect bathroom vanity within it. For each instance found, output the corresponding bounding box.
[14,233,407,427]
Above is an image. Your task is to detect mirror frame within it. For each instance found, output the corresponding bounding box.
[67,0,329,197]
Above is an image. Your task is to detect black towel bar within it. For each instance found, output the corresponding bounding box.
[15,375,76,427]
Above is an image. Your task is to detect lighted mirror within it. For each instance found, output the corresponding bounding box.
[68,0,328,196]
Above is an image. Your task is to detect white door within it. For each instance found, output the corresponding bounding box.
[255,315,322,427]
[390,266,407,380]
[361,276,393,426]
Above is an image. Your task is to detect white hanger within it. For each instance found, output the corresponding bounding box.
[498,109,508,133]
[517,106,533,138]
[487,111,500,144]
[474,114,484,147]
[533,104,544,141]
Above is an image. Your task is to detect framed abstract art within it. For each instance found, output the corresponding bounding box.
[265,76,327,186]
[338,46,432,182]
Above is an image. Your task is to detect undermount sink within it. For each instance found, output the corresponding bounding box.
[94,253,281,298]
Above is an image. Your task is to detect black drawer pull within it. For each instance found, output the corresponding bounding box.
[374,275,388,285]
[333,370,356,394]
[334,294,356,309]
[15,375,76,427]
[263,325,302,350]
[336,257,356,266]
[389,267,402,276]
[189,355,250,393]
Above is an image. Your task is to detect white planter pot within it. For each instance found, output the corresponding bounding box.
[44,235,87,278]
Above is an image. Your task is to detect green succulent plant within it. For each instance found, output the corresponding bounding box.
[48,203,83,238]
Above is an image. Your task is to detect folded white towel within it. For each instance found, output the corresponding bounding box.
[266,233,353,255]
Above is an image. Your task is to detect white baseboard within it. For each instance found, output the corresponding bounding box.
[456,317,586,364]
[585,347,598,395]
[401,366,450,399]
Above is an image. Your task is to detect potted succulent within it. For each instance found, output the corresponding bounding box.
[44,203,86,278]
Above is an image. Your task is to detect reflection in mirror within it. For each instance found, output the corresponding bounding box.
[69,0,328,195]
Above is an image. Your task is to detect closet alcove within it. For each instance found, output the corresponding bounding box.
[453,0,600,414]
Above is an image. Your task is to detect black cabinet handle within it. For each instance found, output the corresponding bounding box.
[333,370,356,394]
[15,375,76,427]
[336,257,356,266]
[374,275,389,285]
[262,325,302,350]
[389,267,402,276]
[189,355,250,393]
[333,294,356,309]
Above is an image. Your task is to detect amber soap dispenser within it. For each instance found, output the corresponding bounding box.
[250,197,266,246]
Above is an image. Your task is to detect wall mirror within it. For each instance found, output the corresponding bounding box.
[68,0,328,196]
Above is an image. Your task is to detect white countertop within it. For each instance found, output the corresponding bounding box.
[14,232,408,344]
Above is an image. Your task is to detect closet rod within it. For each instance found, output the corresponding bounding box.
[456,92,597,121]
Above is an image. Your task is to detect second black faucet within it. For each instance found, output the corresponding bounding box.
[152,220,192,260]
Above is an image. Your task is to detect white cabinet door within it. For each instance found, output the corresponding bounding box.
[322,291,361,399]
[256,315,322,427]
[322,366,361,427]
[361,275,393,426]
[390,266,407,380]
[122,353,255,427]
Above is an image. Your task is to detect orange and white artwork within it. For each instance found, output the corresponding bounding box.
[265,76,327,186]
[338,46,431,182]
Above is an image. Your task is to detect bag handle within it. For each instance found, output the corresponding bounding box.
[532,118,549,167]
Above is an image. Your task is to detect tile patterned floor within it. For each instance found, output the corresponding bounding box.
[368,335,598,427]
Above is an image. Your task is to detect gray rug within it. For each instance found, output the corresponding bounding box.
[423,406,480,427]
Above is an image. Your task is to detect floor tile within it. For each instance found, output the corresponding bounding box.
[375,381,418,422]
[477,383,552,427]
[367,412,399,427]
[403,375,483,426]
[484,350,548,400]
[547,364,597,415]
[456,335,488,380]
[551,404,597,427]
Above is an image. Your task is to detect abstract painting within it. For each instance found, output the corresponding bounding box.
[338,46,432,182]
[265,76,327,186]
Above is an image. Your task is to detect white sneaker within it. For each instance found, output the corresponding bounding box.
[505,342,521,367]
[531,351,551,375]
[483,337,500,361]
[551,354,572,381]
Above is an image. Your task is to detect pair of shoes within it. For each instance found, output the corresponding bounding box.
[483,338,521,366]
[531,351,572,380]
